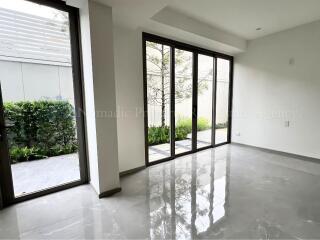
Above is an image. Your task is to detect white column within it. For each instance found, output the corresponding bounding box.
[70,0,121,195]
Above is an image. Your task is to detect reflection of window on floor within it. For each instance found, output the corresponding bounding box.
[148,164,173,239]
[148,151,228,239]
[175,160,192,238]
[213,176,226,224]
[195,154,227,235]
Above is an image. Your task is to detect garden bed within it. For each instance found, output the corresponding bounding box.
[4,101,78,163]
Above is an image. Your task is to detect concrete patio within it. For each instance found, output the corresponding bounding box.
[11,153,80,197]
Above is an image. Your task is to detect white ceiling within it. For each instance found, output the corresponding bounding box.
[98,0,320,40]
[96,0,320,54]
[168,0,320,40]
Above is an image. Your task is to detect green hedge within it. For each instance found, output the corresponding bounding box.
[148,126,169,146]
[148,117,228,145]
[176,117,211,133]
[4,101,78,163]
[148,125,190,146]
[216,122,228,129]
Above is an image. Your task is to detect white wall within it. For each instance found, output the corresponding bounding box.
[88,1,120,192]
[75,0,100,193]
[114,26,145,172]
[233,20,320,159]
[68,0,121,194]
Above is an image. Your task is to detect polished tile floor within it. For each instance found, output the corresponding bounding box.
[1,144,320,239]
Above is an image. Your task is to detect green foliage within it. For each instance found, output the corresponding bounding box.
[10,147,44,163]
[216,122,228,129]
[148,126,170,146]
[176,117,192,134]
[198,118,211,131]
[175,126,189,141]
[4,101,78,163]
[148,125,190,146]
[176,117,211,133]
[148,117,213,145]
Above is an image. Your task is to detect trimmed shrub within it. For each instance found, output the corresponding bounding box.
[216,122,228,129]
[176,117,211,132]
[176,117,192,134]
[148,126,170,146]
[148,125,190,145]
[175,126,189,141]
[197,117,211,131]
[10,147,45,163]
[4,101,78,163]
[147,118,228,146]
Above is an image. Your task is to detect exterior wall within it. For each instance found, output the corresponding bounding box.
[114,26,145,173]
[0,6,71,65]
[147,79,229,127]
[0,60,74,105]
[0,6,74,104]
[233,20,320,159]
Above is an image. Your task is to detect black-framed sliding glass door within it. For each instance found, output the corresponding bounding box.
[174,48,193,155]
[143,33,233,166]
[215,58,232,145]
[0,0,87,206]
[196,54,215,149]
[145,41,172,162]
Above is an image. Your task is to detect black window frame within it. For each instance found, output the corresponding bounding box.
[0,0,89,207]
[143,32,234,166]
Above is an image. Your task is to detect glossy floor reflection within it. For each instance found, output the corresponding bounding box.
[1,144,320,239]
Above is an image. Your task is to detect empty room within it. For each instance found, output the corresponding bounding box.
[0,0,319,239]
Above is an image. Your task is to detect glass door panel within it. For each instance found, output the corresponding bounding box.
[175,49,193,155]
[0,0,83,198]
[143,33,233,166]
[215,58,230,144]
[146,41,171,162]
[197,55,214,149]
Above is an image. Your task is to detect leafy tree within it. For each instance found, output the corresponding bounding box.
[51,11,69,33]
[147,42,210,127]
